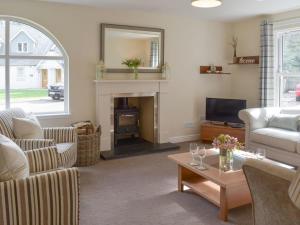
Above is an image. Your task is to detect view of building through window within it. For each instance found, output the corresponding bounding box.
[0,19,67,114]
[276,29,300,107]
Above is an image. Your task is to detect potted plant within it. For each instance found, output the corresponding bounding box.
[122,58,142,79]
[212,134,243,172]
[230,36,238,63]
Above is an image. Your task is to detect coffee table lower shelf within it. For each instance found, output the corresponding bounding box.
[177,165,252,221]
[182,177,220,207]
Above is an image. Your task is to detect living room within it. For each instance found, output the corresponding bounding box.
[0,0,300,225]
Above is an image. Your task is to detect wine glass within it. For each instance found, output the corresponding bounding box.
[189,143,199,166]
[256,148,266,160]
[197,145,207,170]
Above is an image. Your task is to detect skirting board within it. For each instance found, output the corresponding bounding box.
[168,134,200,143]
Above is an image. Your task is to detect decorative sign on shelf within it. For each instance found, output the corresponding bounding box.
[235,56,259,64]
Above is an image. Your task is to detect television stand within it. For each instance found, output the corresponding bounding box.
[211,121,226,126]
[200,121,245,143]
[229,123,244,128]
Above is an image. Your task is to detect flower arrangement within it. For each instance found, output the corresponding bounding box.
[213,134,243,171]
[122,58,142,79]
[212,134,242,151]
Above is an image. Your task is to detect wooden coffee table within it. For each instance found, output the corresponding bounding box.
[168,149,252,221]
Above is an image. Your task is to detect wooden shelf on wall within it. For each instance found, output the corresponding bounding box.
[200,66,231,75]
[229,56,259,65]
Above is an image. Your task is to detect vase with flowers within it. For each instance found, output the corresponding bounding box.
[212,134,242,172]
[122,58,142,79]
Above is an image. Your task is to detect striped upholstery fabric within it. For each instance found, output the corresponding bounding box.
[0,109,78,168]
[57,143,78,168]
[260,20,275,107]
[43,127,77,143]
[289,169,300,209]
[0,108,26,138]
[43,128,77,168]
[0,168,79,225]
[13,138,56,151]
[24,147,59,173]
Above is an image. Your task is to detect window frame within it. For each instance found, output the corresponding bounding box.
[274,26,300,108]
[0,16,69,116]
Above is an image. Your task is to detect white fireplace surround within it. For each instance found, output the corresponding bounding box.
[95,80,169,151]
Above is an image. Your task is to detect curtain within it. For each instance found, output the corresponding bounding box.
[260,20,275,107]
[150,40,159,68]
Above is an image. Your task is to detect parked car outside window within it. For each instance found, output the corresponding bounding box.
[48,83,64,100]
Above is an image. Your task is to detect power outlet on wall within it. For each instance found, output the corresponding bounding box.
[184,122,197,128]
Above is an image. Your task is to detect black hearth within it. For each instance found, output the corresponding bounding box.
[114,98,139,146]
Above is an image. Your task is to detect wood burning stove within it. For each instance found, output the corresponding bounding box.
[114,98,139,146]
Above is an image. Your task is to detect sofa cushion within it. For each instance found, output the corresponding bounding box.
[12,116,43,139]
[0,134,29,181]
[56,143,75,154]
[268,114,300,131]
[56,143,77,168]
[250,128,299,153]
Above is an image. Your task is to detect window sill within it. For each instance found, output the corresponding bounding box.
[35,113,71,120]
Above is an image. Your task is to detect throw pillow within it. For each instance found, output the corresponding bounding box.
[289,169,300,209]
[268,114,300,131]
[12,116,44,139]
[0,134,29,181]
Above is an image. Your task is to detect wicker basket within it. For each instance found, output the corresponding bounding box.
[75,130,101,167]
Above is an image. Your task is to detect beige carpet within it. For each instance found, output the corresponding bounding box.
[79,142,252,225]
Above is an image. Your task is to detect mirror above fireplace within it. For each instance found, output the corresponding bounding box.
[100,23,165,73]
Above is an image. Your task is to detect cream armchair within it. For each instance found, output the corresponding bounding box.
[0,108,77,168]
[0,145,79,225]
[243,159,300,225]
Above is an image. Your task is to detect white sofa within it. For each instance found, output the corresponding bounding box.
[239,107,300,166]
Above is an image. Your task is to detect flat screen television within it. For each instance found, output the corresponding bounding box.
[206,98,246,124]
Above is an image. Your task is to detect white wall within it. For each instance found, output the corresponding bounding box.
[231,17,262,108]
[0,0,233,140]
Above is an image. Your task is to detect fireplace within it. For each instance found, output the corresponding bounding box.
[95,80,179,159]
[114,98,139,146]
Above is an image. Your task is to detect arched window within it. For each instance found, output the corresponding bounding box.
[0,17,69,115]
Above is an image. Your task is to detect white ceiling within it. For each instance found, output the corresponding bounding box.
[38,0,300,21]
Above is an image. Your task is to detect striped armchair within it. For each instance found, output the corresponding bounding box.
[0,108,77,168]
[0,146,79,225]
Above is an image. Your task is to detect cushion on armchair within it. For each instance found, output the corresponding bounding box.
[289,169,300,209]
[0,134,29,181]
[12,116,43,139]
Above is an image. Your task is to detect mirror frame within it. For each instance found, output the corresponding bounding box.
[100,23,165,73]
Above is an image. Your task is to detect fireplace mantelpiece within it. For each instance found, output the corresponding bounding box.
[95,80,169,151]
